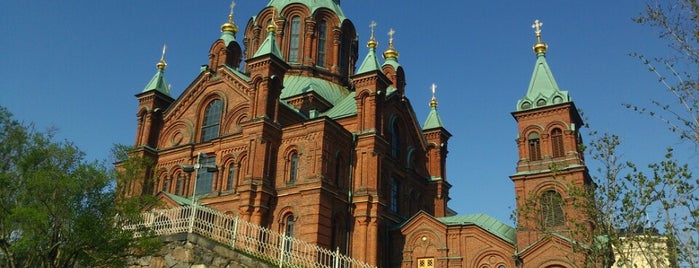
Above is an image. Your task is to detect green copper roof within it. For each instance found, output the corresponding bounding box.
[423,106,445,130]
[383,57,400,69]
[516,53,570,111]
[142,68,170,96]
[253,30,283,59]
[438,213,515,244]
[267,0,346,23]
[356,46,382,75]
[280,75,349,104]
[220,31,236,46]
[323,92,357,119]
[163,192,195,206]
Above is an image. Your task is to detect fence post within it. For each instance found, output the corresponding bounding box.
[231,215,239,250]
[189,203,197,234]
[279,235,286,268]
[333,247,340,268]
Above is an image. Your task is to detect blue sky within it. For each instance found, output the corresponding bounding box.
[1,1,693,224]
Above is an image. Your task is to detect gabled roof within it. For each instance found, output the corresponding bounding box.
[280,75,349,105]
[438,213,516,244]
[322,92,356,119]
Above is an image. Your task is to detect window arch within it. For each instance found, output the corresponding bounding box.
[528,132,542,161]
[288,151,299,184]
[551,128,564,158]
[226,162,236,191]
[289,16,301,63]
[541,190,565,227]
[316,20,327,67]
[201,99,222,142]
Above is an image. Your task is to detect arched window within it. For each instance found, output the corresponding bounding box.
[316,20,327,67]
[175,173,183,195]
[541,190,565,227]
[288,151,299,184]
[289,16,301,63]
[201,99,222,142]
[391,121,401,159]
[551,128,564,158]
[161,175,170,192]
[528,132,542,161]
[226,162,236,191]
[283,214,295,253]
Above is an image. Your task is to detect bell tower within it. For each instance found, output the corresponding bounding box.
[510,20,592,264]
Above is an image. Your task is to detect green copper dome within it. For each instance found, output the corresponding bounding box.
[267,0,346,22]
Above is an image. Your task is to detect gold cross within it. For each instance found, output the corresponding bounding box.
[369,20,377,39]
[431,83,437,96]
[160,44,167,61]
[388,28,395,43]
[532,19,543,36]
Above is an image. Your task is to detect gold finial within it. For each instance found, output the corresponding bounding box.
[221,1,239,33]
[383,28,399,59]
[367,20,378,48]
[531,19,548,54]
[156,44,167,70]
[429,83,438,108]
[267,8,278,33]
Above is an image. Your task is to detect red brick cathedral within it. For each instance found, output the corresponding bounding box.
[128,1,594,267]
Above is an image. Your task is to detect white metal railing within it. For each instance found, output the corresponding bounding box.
[125,205,376,268]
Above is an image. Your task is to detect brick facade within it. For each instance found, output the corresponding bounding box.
[125,1,595,267]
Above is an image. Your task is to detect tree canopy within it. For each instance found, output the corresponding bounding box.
[0,106,158,268]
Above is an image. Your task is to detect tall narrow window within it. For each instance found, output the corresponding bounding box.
[201,100,222,142]
[289,16,301,63]
[161,175,170,192]
[316,20,327,67]
[528,132,542,161]
[289,152,299,183]
[339,32,350,76]
[334,155,342,187]
[551,128,564,158]
[283,214,295,253]
[195,156,216,195]
[226,163,236,191]
[390,178,399,213]
[175,173,183,195]
[541,190,565,227]
[391,121,401,159]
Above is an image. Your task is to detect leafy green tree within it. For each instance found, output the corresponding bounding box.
[0,106,159,268]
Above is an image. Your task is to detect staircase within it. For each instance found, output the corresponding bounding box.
[125,205,375,268]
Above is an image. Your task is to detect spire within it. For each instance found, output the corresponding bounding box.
[220,1,239,45]
[382,28,400,69]
[356,21,382,75]
[142,44,171,96]
[252,10,283,59]
[423,83,445,130]
[516,19,569,111]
